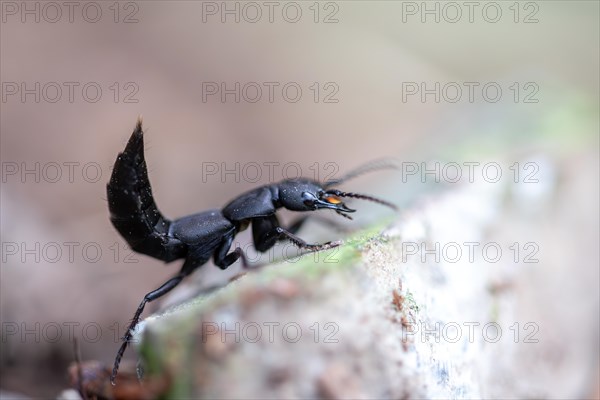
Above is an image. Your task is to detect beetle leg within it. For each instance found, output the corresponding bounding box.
[253,216,342,253]
[252,215,282,252]
[214,232,249,269]
[110,272,187,385]
[111,249,213,385]
[275,227,341,252]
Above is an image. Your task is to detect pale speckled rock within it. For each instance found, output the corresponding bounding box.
[133,152,598,399]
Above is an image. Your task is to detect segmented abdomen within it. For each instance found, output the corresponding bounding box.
[106,120,186,262]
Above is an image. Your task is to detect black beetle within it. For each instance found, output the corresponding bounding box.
[107,119,397,384]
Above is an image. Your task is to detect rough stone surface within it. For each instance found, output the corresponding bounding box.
[134,152,598,399]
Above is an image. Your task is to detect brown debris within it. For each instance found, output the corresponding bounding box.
[67,360,168,400]
[391,289,405,312]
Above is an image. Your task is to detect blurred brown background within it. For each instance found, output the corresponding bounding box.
[1,1,598,397]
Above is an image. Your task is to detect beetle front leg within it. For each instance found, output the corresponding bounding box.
[253,216,341,253]
[275,227,341,252]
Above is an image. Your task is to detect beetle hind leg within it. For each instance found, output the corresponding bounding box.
[110,270,188,385]
[253,216,342,254]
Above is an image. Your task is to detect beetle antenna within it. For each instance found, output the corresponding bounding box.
[324,158,399,188]
[335,191,398,211]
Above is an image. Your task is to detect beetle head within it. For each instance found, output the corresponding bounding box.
[278,179,396,220]
[278,179,354,214]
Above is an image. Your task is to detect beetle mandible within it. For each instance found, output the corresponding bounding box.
[107,119,397,384]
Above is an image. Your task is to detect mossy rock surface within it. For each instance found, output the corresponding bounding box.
[137,223,422,399]
[133,146,598,399]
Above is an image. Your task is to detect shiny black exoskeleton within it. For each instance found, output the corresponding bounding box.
[107,119,397,384]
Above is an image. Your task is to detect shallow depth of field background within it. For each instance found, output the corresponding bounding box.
[1,1,598,397]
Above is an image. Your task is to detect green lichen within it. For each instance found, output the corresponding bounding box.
[137,221,394,396]
[404,290,420,314]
